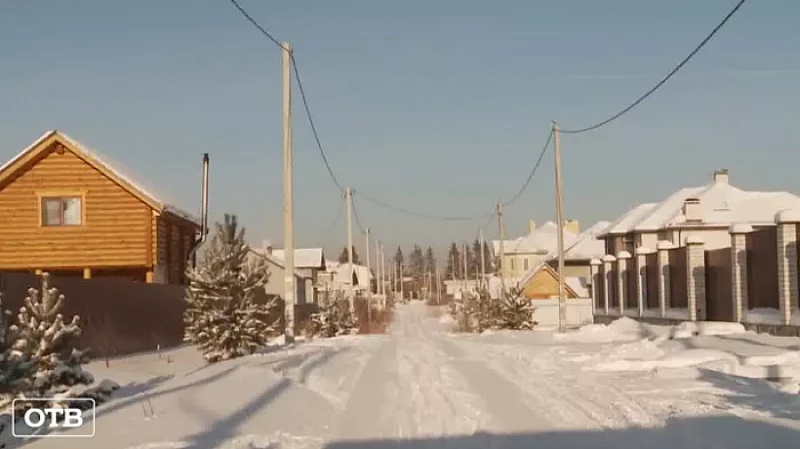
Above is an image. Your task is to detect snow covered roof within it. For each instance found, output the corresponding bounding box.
[598,203,659,237]
[565,277,589,297]
[331,263,372,288]
[547,220,611,262]
[269,248,325,269]
[246,249,313,280]
[601,171,800,235]
[0,130,200,225]
[491,220,579,255]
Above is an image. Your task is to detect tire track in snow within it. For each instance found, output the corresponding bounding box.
[329,306,487,442]
[464,342,660,430]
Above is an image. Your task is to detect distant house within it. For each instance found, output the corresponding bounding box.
[318,260,372,294]
[491,220,580,278]
[545,220,611,282]
[515,262,585,300]
[443,279,480,299]
[598,169,800,253]
[0,130,200,284]
[250,244,325,305]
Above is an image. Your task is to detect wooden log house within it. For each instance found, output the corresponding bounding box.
[0,130,201,284]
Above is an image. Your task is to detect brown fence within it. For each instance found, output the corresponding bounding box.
[645,252,659,309]
[606,264,618,308]
[746,227,779,309]
[594,266,605,309]
[668,246,688,308]
[624,259,637,310]
[0,272,316,360]
[705,248,733,321]
[0,272,186,359]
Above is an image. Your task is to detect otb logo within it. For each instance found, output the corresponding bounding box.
[11,398,96,438]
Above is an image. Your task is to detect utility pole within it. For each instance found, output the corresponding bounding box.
[345,187,354,308]
[497,201,506,297]
[462,242,468,298]
[553,120,567,333]
[281,41,296,343]
[400,264,404,301]
[376,241,382,296]
[436,267,441,305]
[479,226,486,290]
[365,228,372,325]
[381,244,386,296]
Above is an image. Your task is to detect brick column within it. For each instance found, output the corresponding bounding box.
[636,247,653,317]
[617,251,631,315]
[685,234,706,322]
[775,209,800,325]
[590,258,602,317]
[729,224,752,323]
[602,254,616,315]
[656,241,673,319]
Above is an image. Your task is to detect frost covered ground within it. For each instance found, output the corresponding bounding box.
[7,302,800,449]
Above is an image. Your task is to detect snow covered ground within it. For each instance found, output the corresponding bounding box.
[6,304,800,449]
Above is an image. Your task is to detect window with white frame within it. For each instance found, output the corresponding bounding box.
[41,196,82,226]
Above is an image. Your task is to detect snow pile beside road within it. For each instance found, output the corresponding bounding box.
[555,317,662,343]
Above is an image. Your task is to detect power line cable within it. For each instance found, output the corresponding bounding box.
[227,0,564,222]
[501,128,553,207]
[228,0,286,49]
[321,193,345,248]
[228,0,345,191]
[560,0,747,134]
[353,189,495,222]
[290,54,345,192]
[351,195,367,234]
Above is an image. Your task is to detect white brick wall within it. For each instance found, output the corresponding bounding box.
[730,229,749,323]
[685,237,706,322]
[590,260,601,316]
[657,242,672,319]
[603,256,616,315]
[776,222,798,325]
[636,253,646,317]
[617,254,629,315]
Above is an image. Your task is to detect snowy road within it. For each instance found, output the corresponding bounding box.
[330,302,658,442]
[10,302,800,449]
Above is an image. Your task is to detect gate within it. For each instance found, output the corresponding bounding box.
[705,248,733,321]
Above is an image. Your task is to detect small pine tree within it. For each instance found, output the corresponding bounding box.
[498,288,536,330]
[184,214,280,363]
[0,295,35,410]
[309,290,355,338]
[13,273,93,397]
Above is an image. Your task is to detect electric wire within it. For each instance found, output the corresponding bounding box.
[560,0,747,134]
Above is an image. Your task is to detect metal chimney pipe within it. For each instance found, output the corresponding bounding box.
[201,153,209,239]
[187,153,210,269]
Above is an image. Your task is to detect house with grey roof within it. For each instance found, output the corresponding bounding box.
[249,243,326,305]
[544,220,612,282]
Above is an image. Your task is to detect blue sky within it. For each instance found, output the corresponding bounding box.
[1,0,799,260]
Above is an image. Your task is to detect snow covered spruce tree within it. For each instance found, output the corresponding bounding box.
[498,287,536,330]
[13,273,94,397]
[0,295,35,409]
[184,214,279,363]
[308,290,355,338]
